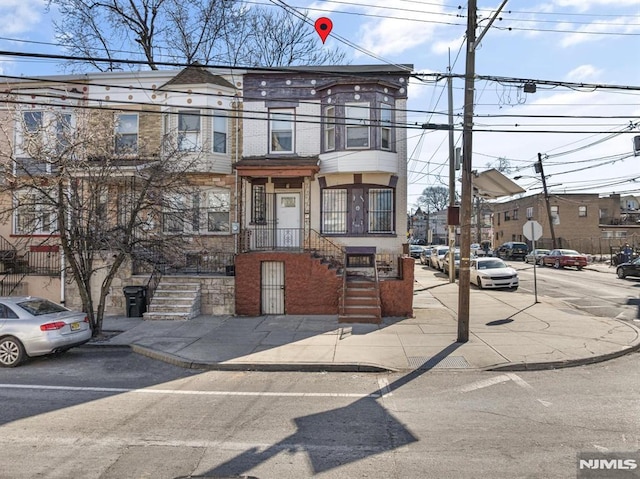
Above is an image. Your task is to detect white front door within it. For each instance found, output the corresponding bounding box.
[276,192,301,248]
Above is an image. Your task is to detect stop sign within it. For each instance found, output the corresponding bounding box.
[523,220,543,241]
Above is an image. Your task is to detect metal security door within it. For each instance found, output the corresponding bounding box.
[276,192,301,248]
[351,188,365,234]
[261,261,285,314]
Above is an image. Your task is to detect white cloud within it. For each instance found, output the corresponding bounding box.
[344,0,452,58]
[559,16,640,47]
[0,0,44,36]
[553,0,640,10]
[564,65,603,82]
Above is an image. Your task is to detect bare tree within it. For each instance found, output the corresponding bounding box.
[416,186,453,214]
[0,100,199,335]
[229,7,347,67]
[47,0,346,71]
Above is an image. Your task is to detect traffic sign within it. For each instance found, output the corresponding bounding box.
[523,220,543,241]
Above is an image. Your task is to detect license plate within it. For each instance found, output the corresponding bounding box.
[70,322,81,331]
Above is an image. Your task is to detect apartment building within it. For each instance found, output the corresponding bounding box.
[492,192,638,252]
[0,66,241,317]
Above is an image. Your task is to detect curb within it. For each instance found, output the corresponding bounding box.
[130,344,393,373]
[487,340,640,372]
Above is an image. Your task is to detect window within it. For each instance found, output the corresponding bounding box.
[14,189,56,235]
[23,111,42,134]
[56,113,73,154]
[578,206,587,217]
[345,102,369,148]
[163,189,230,234]
[115,113,138,154]
[368,188,393,233]
[270,109,294,153]
[513,209,519,220]
[203,190,230,233]
[213,112,227,154]
[178,110,201,151]
[324,106,335,151]
[163,194,188,233]
[321,185,394,235]
[504,211,510,221]
[551,205,559,214]
[526,207,533,219]
[17,111,43,155]
[380,104,392,150]
[322,189,347,234]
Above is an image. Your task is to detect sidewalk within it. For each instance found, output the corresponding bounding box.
[89,263,640,373]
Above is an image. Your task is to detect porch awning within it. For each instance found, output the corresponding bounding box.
[234,157,320,178]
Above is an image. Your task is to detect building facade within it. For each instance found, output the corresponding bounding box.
[234,65,414,321]
[492,192,639,253]
[0,64,415,322]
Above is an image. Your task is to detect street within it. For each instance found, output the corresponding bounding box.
[415,258,640,323]
[0,348,639,478]
[0,263,638,478]
[515,262,640,321]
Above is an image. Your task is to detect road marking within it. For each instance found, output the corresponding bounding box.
[0,383,380,399]
[458,375,511,392]
[377,377,393,397]
[506,373,533,389]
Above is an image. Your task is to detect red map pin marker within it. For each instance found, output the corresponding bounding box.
[315,17,333,44]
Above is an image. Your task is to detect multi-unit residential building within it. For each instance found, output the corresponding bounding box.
[0,63,415,324]
[234,65,414,321]
[492,192,639,253]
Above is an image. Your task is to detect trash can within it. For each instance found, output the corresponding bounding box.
[123,285,147,317]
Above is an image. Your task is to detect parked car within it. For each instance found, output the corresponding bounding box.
[542,249,588,270]
[616,256,640,279]
[429,246,449,270]
[524,248,550,265]
[0,297,91,367]
[419,247,433,265]
[470,257,519,290]
[409,244,424,259]
[495,242,529,261]
[443,250,461,276]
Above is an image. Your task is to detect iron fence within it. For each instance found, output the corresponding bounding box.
[132,247,235,275]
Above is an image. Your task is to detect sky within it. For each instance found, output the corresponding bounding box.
[1,0,639,209]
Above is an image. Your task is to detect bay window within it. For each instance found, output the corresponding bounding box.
[178,110,201,151]
[213,112,227,154]
[345,102,369,148]
[324,106,335,151]
[380,104,392,150]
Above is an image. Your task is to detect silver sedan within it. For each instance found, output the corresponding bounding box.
[0,297,92,367]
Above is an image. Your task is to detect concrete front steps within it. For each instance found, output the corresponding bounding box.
[339,274,381,324]
[144,278,201,320]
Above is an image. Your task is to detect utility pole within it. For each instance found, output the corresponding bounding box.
[536,152,557,249]
[447,58,456,284]
[458,0,509,343]
[457,0,476,343]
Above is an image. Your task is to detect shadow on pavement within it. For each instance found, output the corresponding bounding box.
[201,343,462,477]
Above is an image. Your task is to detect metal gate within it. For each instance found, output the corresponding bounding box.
[261,261,285,314]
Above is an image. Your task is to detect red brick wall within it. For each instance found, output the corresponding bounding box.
[235,252,342,316]
[379,256,414,317]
